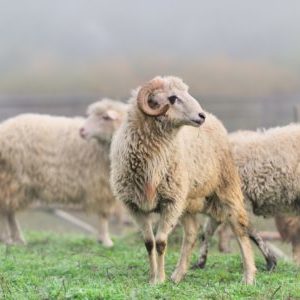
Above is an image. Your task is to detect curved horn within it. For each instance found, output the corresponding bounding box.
[137,78,169,116]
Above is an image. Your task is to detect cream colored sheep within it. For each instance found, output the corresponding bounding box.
[0,99,127,247]
[196,125,300,268]
[110,76,256,284]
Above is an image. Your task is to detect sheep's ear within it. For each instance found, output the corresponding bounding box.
[106,110,120,120]
[148,95,160,110]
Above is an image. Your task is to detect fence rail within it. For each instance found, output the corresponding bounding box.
[294,105,300,122]
[0,94,299,131]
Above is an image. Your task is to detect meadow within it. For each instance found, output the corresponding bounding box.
[0,231,299,300]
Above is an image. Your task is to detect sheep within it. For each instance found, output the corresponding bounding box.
[0,99,128,247]
[196,125,300,268]
[110,76,257,284]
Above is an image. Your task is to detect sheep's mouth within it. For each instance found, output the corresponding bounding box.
[190,119,204,127]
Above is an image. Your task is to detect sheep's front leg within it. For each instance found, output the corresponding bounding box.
[155,202,183,283]
[132,213,157,284]
[194,217,220,269]
[171,213,200,283]
[97,213,113,248]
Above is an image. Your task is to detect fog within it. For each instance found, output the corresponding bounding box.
[0,0,299,96]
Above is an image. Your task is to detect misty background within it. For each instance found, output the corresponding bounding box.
[0,0,299,129]
[0,0,299,251]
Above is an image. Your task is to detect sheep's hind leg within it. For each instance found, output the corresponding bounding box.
[0,213,12,244]
[97,213,113,248]
[7,212,25,245]
[228,212,256,284]
[193,217,220,269]
[132,213,157,284]
[195,218,276,272]
[171,213,200,283]
[248,226,277,271]
[218,223,232,253]
[292,237,300,265]
[215,182,256,285]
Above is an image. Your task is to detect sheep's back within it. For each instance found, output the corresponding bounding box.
[0,114,111,209]
[230,124,300,216]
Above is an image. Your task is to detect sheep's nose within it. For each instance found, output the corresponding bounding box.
[198,112,206,121]
[193,112,206,125]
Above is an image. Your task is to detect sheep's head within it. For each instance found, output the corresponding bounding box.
[80,99,128,142]
[137,76,206,127]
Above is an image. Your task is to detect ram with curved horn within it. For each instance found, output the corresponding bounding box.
[110,76,259,285]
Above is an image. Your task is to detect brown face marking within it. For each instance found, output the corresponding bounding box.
[156,240,166,256]
[145,240,154,255]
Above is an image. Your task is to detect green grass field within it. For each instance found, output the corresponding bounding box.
[0,231,299,300]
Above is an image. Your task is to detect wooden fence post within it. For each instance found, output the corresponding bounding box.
[294,105,300,122]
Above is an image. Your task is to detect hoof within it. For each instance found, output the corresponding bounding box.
[266,256,277,271]
[243,277,255,285]
[243,269,256,285]
[171,271,184,284]
[149,277,157,285]
[12,239,26,246]
[155,273,166,284]
[98,238,113,248]
[219,247,232,254]
[149,275,166,285]
[192,256,207,269]
[1,238,26,245]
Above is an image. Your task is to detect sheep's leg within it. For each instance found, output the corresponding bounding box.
[132,213,157,284]
[171,213,200,283]
[218,223,232,253]
[113,202,129,225]
[291,237,300,265]
[7,212,25,245]
[97,213,113,248]
[248,226,277,271]
[155,203,183,283]
[228,212,256,284]
[194,217,220,269]
[0,213,11,244]
[214,183,256,285]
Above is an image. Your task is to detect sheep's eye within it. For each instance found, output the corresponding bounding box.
[102,115,111,121]
[168,95,178,105]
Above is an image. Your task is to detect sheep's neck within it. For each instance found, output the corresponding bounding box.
[94,139,111,165]
[130,110,178,157]
[127,110,179,208]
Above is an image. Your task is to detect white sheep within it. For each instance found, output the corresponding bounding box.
[0,99,128,247]
[110,76,256,284]
[196,125,300,268]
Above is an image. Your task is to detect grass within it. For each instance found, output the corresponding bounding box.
[0,231,300,300]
